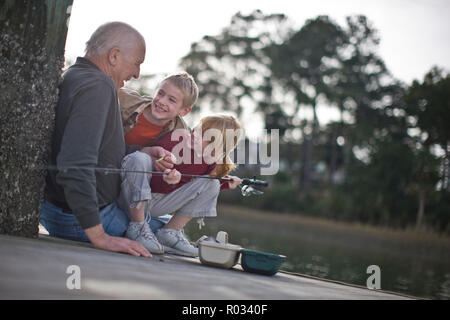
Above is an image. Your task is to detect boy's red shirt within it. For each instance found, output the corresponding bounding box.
[125,113,164,146]
[150,131,230,193]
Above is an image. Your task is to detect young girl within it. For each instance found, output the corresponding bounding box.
[118,114,243,257]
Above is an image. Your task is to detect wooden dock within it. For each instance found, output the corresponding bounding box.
[0,233,412,300]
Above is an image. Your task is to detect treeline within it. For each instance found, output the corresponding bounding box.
[139,11,450,232]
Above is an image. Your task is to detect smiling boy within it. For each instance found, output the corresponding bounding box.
[122,76,192,148]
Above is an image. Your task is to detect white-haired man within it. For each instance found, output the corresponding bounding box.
[41,22,175,257]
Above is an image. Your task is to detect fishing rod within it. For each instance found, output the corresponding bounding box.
[42,165,268,196]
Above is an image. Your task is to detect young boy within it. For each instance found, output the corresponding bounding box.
[119,73,192,162]
[118,72,222,257]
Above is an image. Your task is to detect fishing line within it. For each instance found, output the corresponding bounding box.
[41,165,268,196]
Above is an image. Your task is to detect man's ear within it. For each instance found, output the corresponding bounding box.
[108,47,121,66]
[178,106,192,117]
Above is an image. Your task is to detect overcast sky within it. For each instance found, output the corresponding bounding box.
[65,0,450,85]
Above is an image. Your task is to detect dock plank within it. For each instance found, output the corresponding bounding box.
[0,234,411,299]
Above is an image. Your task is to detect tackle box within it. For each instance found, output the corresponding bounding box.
[240,249,286,276]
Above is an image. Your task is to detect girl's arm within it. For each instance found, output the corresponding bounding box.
[219,175,242,190]
[206,164,241,190]
[227,176,242,189]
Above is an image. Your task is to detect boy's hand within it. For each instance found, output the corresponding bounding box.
[140,146,176,171]
[163,168,181,185]
[227,176,242,189]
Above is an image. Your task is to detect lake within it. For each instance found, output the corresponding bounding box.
[184,204,450,300]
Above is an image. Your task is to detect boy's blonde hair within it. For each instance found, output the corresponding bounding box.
[199,115,243,178]
[162,72,198,108]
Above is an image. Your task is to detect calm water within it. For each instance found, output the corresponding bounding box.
[184,205,450,300]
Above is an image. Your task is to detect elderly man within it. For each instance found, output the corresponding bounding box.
[40,22,172,257]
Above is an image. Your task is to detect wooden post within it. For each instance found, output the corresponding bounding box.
[0,0,73,237]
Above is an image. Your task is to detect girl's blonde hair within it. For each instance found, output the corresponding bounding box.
[199,115,243,178]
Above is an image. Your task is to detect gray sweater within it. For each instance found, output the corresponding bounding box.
[45,57,138,229]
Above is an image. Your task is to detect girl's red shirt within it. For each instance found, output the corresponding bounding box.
[150,131,230,193]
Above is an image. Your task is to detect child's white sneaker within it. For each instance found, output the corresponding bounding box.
[155,228,199,257]
[126,221,164,254]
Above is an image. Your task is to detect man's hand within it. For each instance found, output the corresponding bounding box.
[85,224,152,257]
[163,168,181,185]
[227,176,242,189]
[140,146,176,172]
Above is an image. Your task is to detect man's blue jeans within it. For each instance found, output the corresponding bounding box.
[40,201,170,242]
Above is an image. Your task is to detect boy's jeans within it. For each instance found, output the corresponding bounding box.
[40,201,170,242]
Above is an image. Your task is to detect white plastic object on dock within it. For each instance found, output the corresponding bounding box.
[198,241,242,269]
[215,231,228,244]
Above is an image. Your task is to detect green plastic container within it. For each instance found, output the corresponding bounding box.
[240,249,286,276]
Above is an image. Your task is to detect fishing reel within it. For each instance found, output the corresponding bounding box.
[239,176,268,197]
[239,185,264,197]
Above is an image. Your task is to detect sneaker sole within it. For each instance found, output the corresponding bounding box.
[162,245,198,258]
[126,233,165,254]
[141,238,164,254]
[146,246,165,254]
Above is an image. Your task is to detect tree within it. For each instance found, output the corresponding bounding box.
[405,67,450,192]
[403,67,450,229]
[329,15,398,184]
[0,0,73,236]
[267,15,348,190]
[180,10,294,135]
